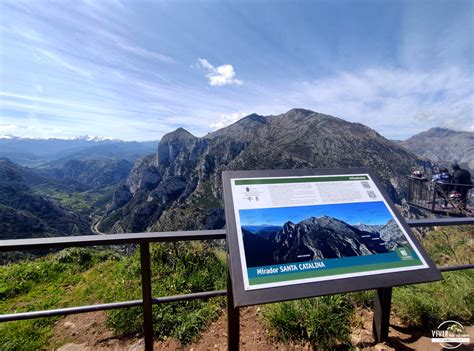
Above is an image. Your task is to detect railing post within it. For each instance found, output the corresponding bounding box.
[431,183,437,212]
[140,242,154,351]
[227,268,240,351]
[372,287,392,342]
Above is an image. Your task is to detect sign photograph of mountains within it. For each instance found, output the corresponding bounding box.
[240,202,421,285]
[240,201,420,281]
[0,0,473,350]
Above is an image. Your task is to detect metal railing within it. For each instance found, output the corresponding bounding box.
[1,217,473,350]
[407,176,473,215]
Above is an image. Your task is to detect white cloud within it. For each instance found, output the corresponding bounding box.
[271,67,474,138]
[110,34,175,64]
[197,58,243,86]
[0,124,18,132]
[210,112,247,130]
[38,49,93,78]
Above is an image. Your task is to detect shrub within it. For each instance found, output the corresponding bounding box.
[54,247,120,267]
[106,242,226,344]
[262,295,355,350]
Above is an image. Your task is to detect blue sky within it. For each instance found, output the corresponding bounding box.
[0,0,472,140]
[240,201,394,227]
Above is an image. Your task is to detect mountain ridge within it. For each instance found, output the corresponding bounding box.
[399,127,474,171]
[98,108,432,234]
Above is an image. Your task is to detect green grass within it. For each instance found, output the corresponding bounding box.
[106,242,226,343]
[262,295,355,350]
[32,185,110,214]
[0,243,226,350]
[418,225,473,266]
[391,225,474,328]
[392,270,473,327]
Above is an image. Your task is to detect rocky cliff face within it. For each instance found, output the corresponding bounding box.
[99,109,431,233]
[273,216,387,262]
[399,127,474,172]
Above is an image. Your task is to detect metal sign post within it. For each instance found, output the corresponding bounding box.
[227,266,240,350]
[372,287,393,342]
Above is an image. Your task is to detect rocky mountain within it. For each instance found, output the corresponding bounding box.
[356,219,407,251]
[0,159,91,240]
[378,219,407,250]
[399,128,474,172]
[0,136,157,167]
[242,216,407,268]
[99,108,431,234]
[37,159,133,189]
[273,216,388,263]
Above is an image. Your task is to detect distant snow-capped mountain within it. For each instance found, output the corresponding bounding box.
[0,134,121,142]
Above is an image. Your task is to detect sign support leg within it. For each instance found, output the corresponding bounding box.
[140,242,154,351]
[372,287,392,343]
[227,268,240,351]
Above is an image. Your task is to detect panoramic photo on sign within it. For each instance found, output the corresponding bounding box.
[230,174,429,291]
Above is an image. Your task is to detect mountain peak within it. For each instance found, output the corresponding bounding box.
[286,108,316,116]
[160,128,196,143]
[399,126,473,169]
[429,127,450,132]
[301,215,342,226]
[241,113,267,124]
[157,128,198,167]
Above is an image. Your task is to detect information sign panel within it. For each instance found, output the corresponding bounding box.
[223,168,442,307]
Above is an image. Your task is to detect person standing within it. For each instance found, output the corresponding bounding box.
[432,168,452,207]
[451,164,472,208]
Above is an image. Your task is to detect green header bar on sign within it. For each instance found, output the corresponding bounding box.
[234,175,369,185]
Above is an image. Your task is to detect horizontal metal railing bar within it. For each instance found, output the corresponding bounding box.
[0,290,227,323]
[0,229,227,252]
[0,300,143,322]
[151,290,227,304]
[439,264,474,272]
[406,217,474,227]
[1,217,473,252]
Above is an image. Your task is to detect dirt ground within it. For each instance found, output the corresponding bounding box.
[53,307,473,351]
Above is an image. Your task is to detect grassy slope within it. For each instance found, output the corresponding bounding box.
[0,243,226,350]
[0,226,472,350]
[392,225,473,327]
